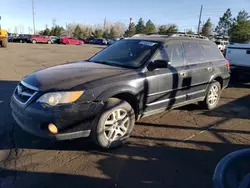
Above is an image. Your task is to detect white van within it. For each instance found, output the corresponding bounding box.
[215,40,229,52]
[225,42,250,78]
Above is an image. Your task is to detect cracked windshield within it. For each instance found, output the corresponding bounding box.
[1,0,250,188]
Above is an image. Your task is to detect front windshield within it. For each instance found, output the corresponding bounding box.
[89,39,161,69]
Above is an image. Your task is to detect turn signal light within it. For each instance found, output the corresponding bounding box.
[48,123,58,134]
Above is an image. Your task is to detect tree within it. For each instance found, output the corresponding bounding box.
[145,19,155,34]
[157,24,178,34]
[235,10,250,23]
[186,29,194,34]
[94,29,103,38]
[109,26,119,39]
[201,18,213,37]
[215,8,233,36]
[166,25,178,33]
[50,26,65,36]
[102,29,110,39]
[124,23,136,37]
[43,28,50,36]
[135,18,146,34]
[158,25,168,34]
[73,25,83,38]
[229,20,250,43]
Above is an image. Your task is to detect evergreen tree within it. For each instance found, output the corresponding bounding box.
[234,10,250,23]
[102,29,110,39]
[135,18,146,34]
[124,23,136,37]
[229,20,250,43]
[145,19,156,34]
[43,28,50,36]
[215,8,233,36]
[73,25,83,38]
[94,29,103,38]
[201,18,213,37]
[110,27,119,39]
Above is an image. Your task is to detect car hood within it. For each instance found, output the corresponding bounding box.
[22,61,133,91]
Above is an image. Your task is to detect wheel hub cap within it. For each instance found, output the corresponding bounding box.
[104,109,129,141]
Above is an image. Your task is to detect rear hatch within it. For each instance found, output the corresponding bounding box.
[225,43,250,67]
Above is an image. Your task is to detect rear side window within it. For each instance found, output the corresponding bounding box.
[183,42,206,64]
[200,42,224,61]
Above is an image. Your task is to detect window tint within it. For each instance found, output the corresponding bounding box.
[154,43,185,67]
[183,42,206,64]
[200,42,224,61]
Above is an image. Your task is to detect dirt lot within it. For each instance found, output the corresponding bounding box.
[0,43,250,188]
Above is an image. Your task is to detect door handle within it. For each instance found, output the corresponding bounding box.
[207,67,212,71]
[179,72,186,77]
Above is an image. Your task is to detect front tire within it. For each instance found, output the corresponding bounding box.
[32,40,36,44]
[91,98,135,149]
[199,81,221,110]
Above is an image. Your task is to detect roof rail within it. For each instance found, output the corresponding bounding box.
[131,34,147,37]
[147,32,209,40]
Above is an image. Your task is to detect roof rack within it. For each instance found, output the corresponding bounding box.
[147,32,209,40]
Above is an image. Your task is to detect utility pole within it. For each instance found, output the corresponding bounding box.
[32,0,36,34]
[197,5,203,35]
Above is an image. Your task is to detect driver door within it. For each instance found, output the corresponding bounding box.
[144,41,190,112]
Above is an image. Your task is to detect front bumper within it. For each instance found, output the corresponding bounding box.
[10,96,104,140]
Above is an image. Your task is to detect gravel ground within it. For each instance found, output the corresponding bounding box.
[0,43,250,188]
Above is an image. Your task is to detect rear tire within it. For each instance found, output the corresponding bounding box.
[32,40,36,44]
[91,98,135,149]
[1,39,7,48]
[47,40,52,44]
[199,81,221,110]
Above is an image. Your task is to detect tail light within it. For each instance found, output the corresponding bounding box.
[226,60,230,68]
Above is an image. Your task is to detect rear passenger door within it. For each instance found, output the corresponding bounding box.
[183,41,212,101]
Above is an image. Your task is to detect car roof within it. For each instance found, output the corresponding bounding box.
[127,33,210,43]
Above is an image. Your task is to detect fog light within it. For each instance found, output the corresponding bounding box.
[48,123,58,134]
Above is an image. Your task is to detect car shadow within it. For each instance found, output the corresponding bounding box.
[202,94,250,120]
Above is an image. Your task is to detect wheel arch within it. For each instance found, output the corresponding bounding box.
[209,74,223,89]
[96,86,139,118]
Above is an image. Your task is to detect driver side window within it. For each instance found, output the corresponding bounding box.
[154,43,185,67]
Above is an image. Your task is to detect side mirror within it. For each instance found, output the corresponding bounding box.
[148,59,171,71]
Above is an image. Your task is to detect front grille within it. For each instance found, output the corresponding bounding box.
[14,82,36,103]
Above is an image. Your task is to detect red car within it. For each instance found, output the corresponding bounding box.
[28,35,52,44]
[60,37,84,45]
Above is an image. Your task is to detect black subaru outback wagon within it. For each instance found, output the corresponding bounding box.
[11,33,230,148]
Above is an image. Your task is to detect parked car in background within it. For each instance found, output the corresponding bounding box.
[8,33,19,42]
[28,35,52,44]
[225,42,250,80]
[215,40,229,52]
[92,38,107,45]
[11,33,230,149]
[84,37,95,44]
[50,36,60,44]
[13,34,30,43]
[107,38,125,46]
[61,37,84,45]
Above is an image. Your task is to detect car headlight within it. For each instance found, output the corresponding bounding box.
[37,91,84,106]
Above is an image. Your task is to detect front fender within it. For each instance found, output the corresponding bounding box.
[96,85,138,101]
